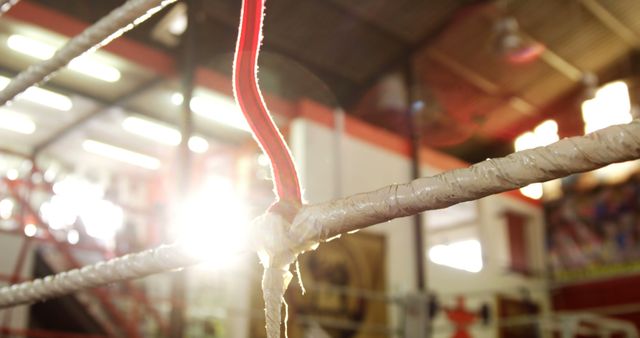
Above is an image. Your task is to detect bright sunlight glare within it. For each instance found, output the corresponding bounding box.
[177,176,249,269]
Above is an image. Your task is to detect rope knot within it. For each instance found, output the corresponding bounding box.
[250,211,304,338]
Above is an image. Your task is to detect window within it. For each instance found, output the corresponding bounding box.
[428,239,483,273]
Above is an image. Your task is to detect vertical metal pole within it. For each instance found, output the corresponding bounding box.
[332,109,345,199]
[404,65,426,292]
[168,1,198,337]
[404,62,428,338]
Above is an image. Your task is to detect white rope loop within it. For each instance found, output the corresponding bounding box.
[0,120,638,310]
[0,0,177,106]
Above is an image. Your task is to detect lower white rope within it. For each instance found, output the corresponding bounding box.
[0,120,638,310]
[0,0,177,107]
[0,0,19,15]
[0,244,199,308]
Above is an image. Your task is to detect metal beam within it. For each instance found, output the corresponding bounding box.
[403,64,426,294]
[322,0,411,45]
[580,0,640,49]
[510,30,583,82]
[169,0,199,336]
[32,77,164,156]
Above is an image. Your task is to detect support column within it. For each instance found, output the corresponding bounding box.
[168,0,199,337]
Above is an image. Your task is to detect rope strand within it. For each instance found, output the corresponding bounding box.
[233,0,302,208]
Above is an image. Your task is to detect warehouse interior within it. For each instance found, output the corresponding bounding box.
[1,0,640,337]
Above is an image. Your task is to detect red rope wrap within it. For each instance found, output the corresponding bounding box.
[233,0,302,211]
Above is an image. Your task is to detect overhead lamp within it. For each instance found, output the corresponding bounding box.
[6,169,19,181]
[151,2,187,47]
[68,57,121,83]
[171,92,184,105]
[168,10,188,35]
[188,135,209,153]
[121,115,210,153]
[0,198,14,219]
[82,139,161,170]
[24,223,37,237]
[7,34,55,59]
[67,229,80,245]
[172,92,251,132]
[122,116,181,146]
[0,108,36,134]
[0,76,73,111]
[7,34,121,82]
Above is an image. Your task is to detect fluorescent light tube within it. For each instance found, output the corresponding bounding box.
[68,57,121,83]
[121,115,210,153]
[0,76,73,111]
[7,34,121,82]
[171,92,184,105]
[0,108,36,134]
[188,135,209,153]
[82,140,160,170]
[7,34,55,60]
[122,116,181,146]
[172,92,250,132]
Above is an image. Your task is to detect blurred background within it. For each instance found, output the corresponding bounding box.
[1,0,640,337]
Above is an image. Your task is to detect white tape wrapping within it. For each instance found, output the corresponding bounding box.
[0,0,177,106]
[0,120,638,311]
[251,212,304,338]
[290,120,640,243]
[0,244,198,308]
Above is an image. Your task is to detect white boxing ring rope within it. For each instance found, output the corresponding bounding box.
[0,0,177,107]
[1,119,639,308]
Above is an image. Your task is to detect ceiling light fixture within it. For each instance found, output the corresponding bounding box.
[0,76,73,111]
[7,34,121,82]
[121,115,210,153]
[24,223,37,237]
[172,92,250,132]
[168,9,187,36]
[171,92,184,105]
[188,135,209,153]
[68,57,121,83]
[0,108,36,134]
[151,2,188,47]
[122,116,182,146]
[67,229,80,245]
[82,139,161,170]
[7,34,55,59]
